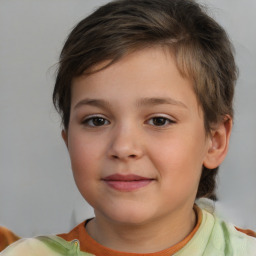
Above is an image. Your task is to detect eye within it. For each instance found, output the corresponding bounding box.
[147,116,175,127]
[82,116,110,127]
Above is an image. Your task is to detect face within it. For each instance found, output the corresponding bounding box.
[64,47,213,226]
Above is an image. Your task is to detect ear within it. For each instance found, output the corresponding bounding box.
[203,116,232,169]
[61,129,68,148]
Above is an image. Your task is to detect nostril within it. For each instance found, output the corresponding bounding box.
[111,154,137,159]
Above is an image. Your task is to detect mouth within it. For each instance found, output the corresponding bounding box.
[102,174,154,192]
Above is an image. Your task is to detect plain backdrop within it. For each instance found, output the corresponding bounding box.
[0,0,255,237]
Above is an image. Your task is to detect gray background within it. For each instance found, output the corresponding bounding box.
[0,0,255,237]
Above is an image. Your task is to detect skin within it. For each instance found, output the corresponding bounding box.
[62,47,232,253]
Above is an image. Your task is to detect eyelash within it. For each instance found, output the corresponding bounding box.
[82,115,110,127]
[81,115,176,127]
[147,116,176,127]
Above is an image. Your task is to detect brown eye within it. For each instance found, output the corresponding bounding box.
[152,117,167,126]
[147,116,175,127]
[83,117,110,127]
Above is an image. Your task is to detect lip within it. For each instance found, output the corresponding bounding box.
[102,174,154,192]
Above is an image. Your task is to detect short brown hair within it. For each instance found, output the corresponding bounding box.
[53,0,237,200]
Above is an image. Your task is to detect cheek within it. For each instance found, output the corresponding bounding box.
[68,139,101,206]
[149,132,205,186]
[67,134,101,185]
[68,131,102,164]
[152,138,202,169]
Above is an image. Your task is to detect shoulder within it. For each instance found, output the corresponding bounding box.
[202,208,256,255]
[235,227,256,238]
[223,221,256,255]
[0,236,94,256]
[0,226,20,252]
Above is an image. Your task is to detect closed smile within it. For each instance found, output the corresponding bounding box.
[102,174,155,192]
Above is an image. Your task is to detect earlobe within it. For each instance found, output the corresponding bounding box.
[203,116,232,169]
[61,130,68,148]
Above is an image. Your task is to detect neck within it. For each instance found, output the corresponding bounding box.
[86,206,196,253]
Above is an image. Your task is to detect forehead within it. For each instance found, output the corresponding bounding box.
[70,47,202,114]
[77,46,187,82]
[83,45,189,78]
[73,47,187,88]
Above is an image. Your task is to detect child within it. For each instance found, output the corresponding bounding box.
[2,0,256,255]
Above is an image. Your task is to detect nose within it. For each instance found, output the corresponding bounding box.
[108,124,144,161]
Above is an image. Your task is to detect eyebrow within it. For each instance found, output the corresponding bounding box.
[74,97,187,110]
[136,97,188,108]
[74,99,111,110]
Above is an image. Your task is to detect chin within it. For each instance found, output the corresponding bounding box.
[102,206,156,226]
